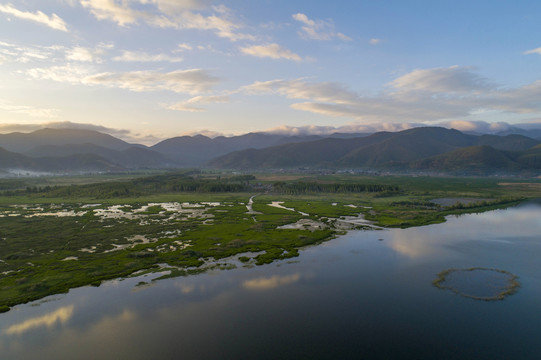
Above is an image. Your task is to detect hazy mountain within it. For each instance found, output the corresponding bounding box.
[208,127,541,174]
[496,127,541,140]
[26,143,175,169]
[207,132,396,169]
[150,132,351,166]
[0,146,122,173]
[0,128,135,153]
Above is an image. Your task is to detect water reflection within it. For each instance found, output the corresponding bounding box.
[4,305,74,336]
[384,204,541,259]
[243,273,301,290]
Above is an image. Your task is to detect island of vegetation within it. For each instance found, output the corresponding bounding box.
[0,171,539,313]
[433,267,521,301]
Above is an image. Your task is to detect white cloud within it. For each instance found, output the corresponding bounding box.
[80,0,254,41]
[113,50,183,63]
[168,95,229,112]
[66,43,112,62]
[80,0,139,26]
[292,13,351,41]
[390,66,494,93]
[369,38,381,45]
[242,79,358,104]
[241,66,541,124]
[84,69,219,94]
[0,41,54,63]
[524,47,541,55]
[25,64,93,84]
[26,66,219,94]
[176,43,193,51]
[0,3,67,31]
[240,43,302,61]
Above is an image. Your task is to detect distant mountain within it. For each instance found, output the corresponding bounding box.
[2,126,540,175]
[207,127,541,175]
[496,127,541,141]
[26,143,175,169]
[0,128,135,153]
[411,145,522,174]
[150,132,358,166]
[0,146,122,173]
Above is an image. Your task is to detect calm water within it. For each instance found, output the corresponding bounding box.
[1,202,541,359]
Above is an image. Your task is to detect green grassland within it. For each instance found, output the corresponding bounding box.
[0,172,540,312]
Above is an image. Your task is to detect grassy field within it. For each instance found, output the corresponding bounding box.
[0,172,540,312]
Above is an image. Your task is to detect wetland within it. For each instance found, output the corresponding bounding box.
[0,173,541,358]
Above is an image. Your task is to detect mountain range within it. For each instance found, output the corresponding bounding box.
[0,126,540,176]
[208,127,541,175]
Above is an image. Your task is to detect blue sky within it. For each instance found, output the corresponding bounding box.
[1,0,541,144]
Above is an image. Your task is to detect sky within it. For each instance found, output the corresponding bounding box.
[1,0,541,144]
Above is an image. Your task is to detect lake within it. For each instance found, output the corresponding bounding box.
[1,202,541,359]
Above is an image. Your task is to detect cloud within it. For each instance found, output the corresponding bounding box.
[389,66,494,93]
[80,0,254,41]
[4,306,74,335]
[26,66,219,94]
[369,38,381,45]
[113,50,183,63]
[66,43,112,62]
[243,273,301,290]
[0,100,59,118]
[167,95,229,112]
[242,79,358,104]
[240,43,302,61]
[524,47,541,55]
[292,13,351,41]
[25,64,93,84]
[241,66,541,123]
[0,3,67,31]
[84,69,218,93]
[176,43,193,51]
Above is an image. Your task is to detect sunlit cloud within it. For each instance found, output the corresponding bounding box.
[0,40,60,64]
[26,66,219,94]
[0,3,68,31]
[243,273,301,290]
[292,13,351,41]
[176,43,193,51]
[4,305,74,335]
[168,95,229,112]
[240,43,302,61]
[84,69,219,93]
[80,0,254,41]
[113,50,183,63]
[241,66,541,123]
[369,38,381,45]
[66,43,112,63]
[0,100,59,118]
[389,66,495,93]
[524,47,541,55]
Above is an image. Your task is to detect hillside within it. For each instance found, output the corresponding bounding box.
[0,146,122,173]
[207,127,541,175]
[26,143,176,169]
[150,132,352,166]
[0,128,134,153]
